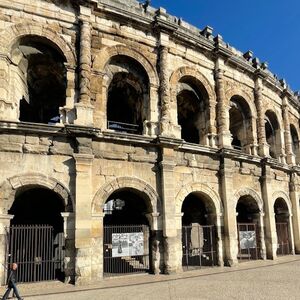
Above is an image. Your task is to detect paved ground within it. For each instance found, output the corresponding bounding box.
[1,256,300,300]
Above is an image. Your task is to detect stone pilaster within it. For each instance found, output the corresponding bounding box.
[289,174,300,253]
[74,6,94,126]
[159,147,181,273]
[0,214,13,286]
[61,212,75,283]
[253,212,267,259]
[0,55,17,122]
[206,100,218,148]
[282,96,295,165]
[91,213,104,282]
[219,155,238,265]
[215,59,232,148]
[74,153,94,285]
[158,37,180,138]
[255,76,269,157]
[261,163,277,259]
[61,65,76,124]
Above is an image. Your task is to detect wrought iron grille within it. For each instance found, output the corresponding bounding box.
[237,223,261,261]
[182,225,217,270]
[103,224,150,277]
[6,225,65,283]
[276,222,290,256]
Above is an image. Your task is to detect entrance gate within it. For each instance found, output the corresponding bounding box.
[6,225,65,283]
[103,224,150,276]
[182,224,217,270]
[276,222,290,255]
[237,223,260,261]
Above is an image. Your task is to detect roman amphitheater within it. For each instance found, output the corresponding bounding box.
[0,0,299,286]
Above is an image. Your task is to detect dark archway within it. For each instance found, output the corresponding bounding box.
[265,110,281,159]
[290,124,300,163]
[181,193,217,269]
[274,198,291,256]
[229,96,252,151]
[177,76,208,144]
[103,188,152,276]
[236,196,262,261]
[14,36,67,124]
[106,56,149,135]
[8,187,66,282]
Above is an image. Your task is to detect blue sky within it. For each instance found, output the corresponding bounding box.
[151,0,300,91]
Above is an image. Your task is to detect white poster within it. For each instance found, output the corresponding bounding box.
[239,231,257,250]
[112,232,144,257]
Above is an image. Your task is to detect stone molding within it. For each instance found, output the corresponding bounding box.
[175,182,223,215]
[233,187,264,211]
[0,22,76,67]
[0,173,74,213]
[92,44,159,88]
[272,190,292,213]
[92,176,161,215]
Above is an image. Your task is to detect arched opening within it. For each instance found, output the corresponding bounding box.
[8,187,66,283]
[177,76,208,144]
[11,36,67,124]
[265,110,281,159]
[236,196,262,261]
[290,124,300,163]
[229,96,252,152]
[103,188,152,276]
[274,198,291,255]
[106,56,149,135]
[181,193,217,270]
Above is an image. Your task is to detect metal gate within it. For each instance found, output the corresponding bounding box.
[103,224,150,276]
[276,222,290,255]
[182,224,217,270]
[237,223,260,261]
[6,225,65,283]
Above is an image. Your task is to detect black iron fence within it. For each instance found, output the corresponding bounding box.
[6,225,65,283]
[182,224,217,270]
[103,224,150,277]
[237,223,261,261]
[276,222,290,256]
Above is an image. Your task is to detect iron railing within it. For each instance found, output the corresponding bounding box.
[237,223,261,261]
[276,222,290,256]
[103,224,150,277]
[6,225,65,283]
[107,121,140,134]
[182,225,217,270]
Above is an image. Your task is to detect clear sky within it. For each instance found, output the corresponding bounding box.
[151,0,300,91]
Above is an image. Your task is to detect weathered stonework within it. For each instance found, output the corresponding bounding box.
[0,0,299,286]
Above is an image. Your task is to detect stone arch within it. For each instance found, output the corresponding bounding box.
[233,188,263,211]
[225,88,257,119]
[169,66,216,102]
[263,107,283,128]
[272,191,292,213]
[175,182,222,215]
[0,22,76,67]
[93,45,159,87]
[0,173,73,214]
[92,177,161,215]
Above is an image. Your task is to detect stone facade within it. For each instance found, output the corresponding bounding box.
[0,0,300,286]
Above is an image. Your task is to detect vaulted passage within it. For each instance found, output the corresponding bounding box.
[181,193,217,270]
[229,96,252,151]
[106,56,149,134]
[8,187,66,283]
[13,36,67,124]
[236,196,262,261]
[265,110,281,159]
[177,76,208,144]
[103,189,151,276]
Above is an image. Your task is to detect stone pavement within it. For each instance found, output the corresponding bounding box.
[1,256,300,300]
